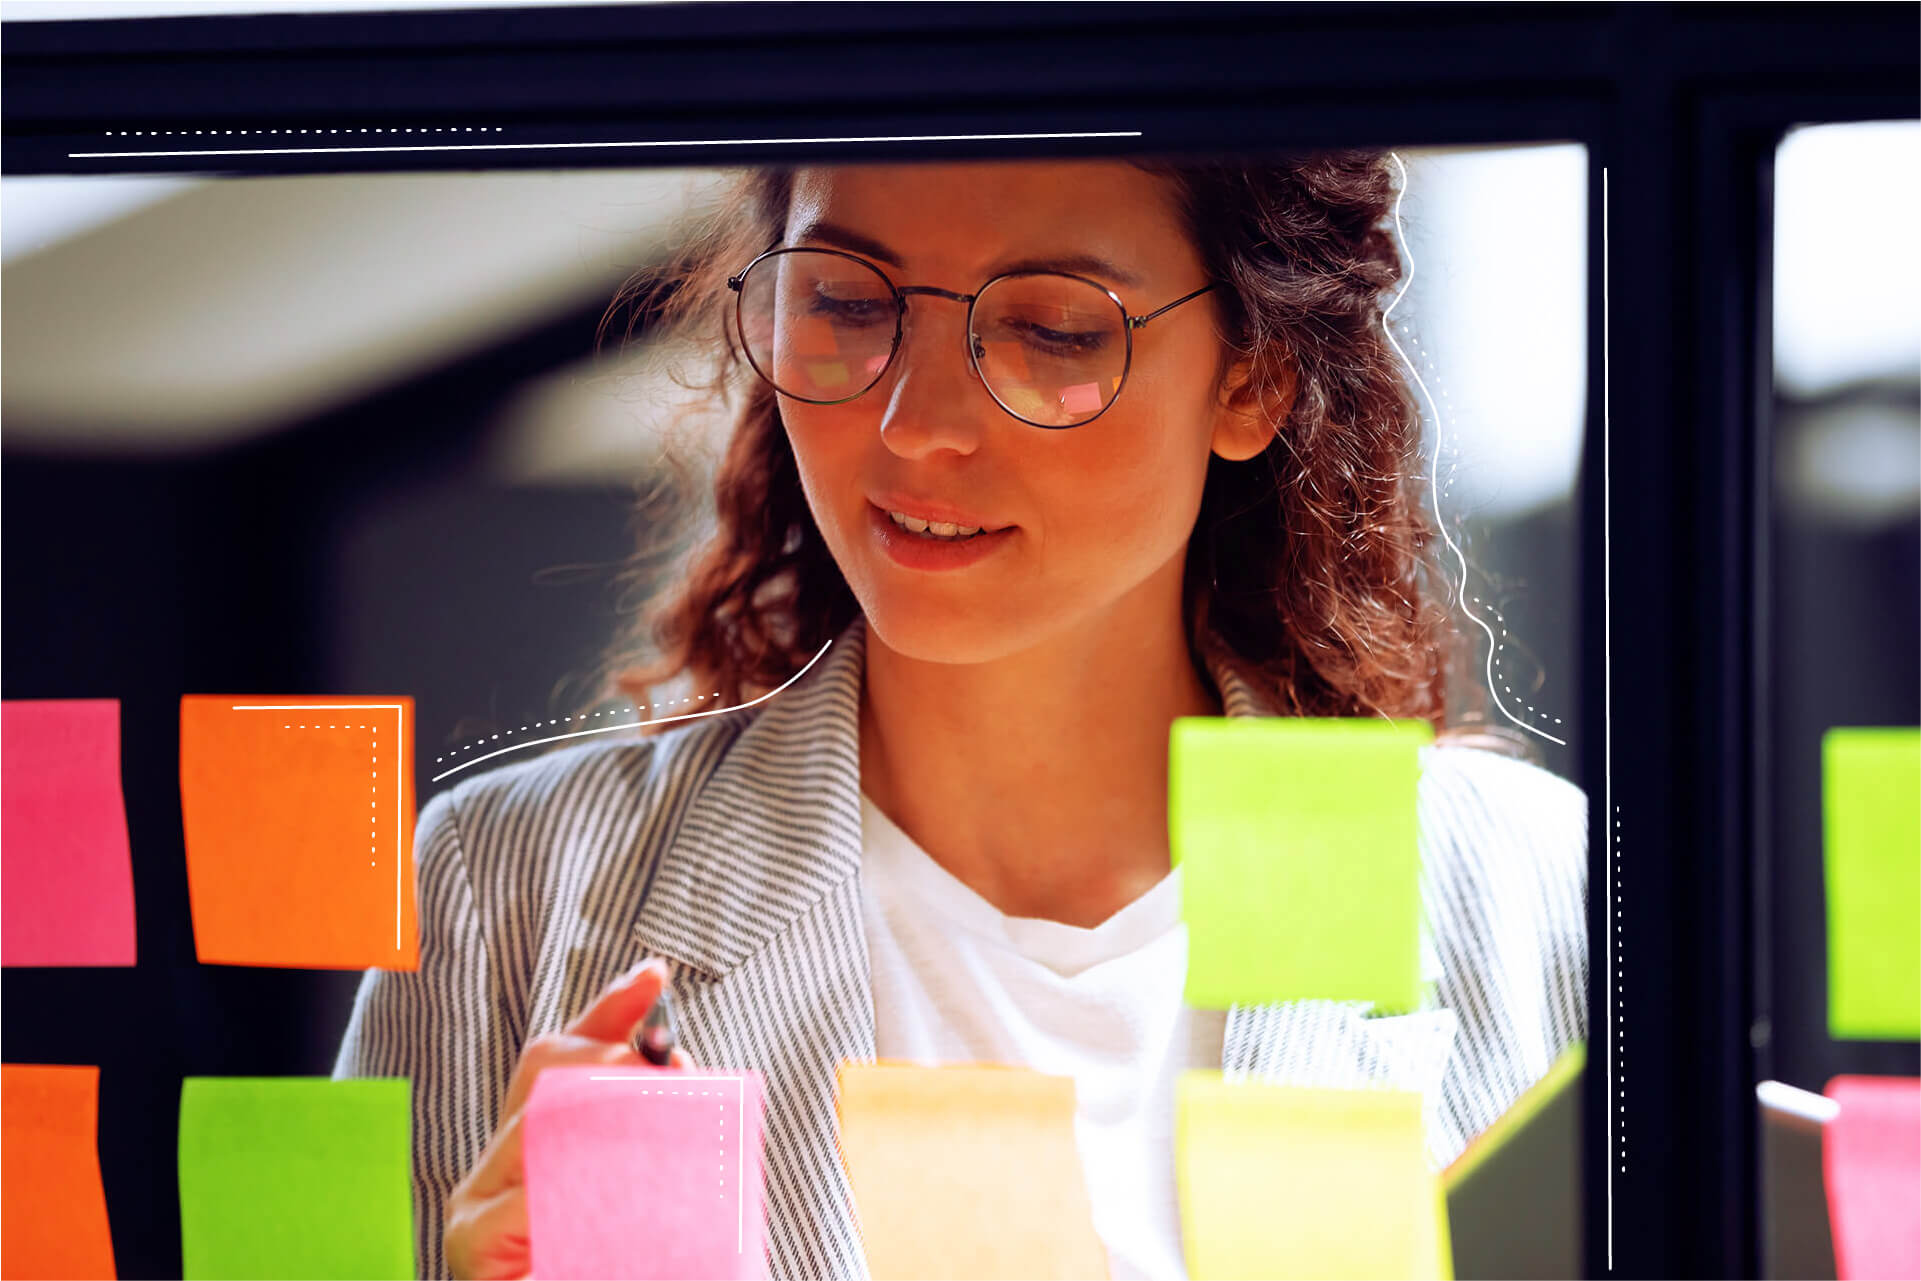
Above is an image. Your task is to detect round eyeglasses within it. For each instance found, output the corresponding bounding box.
[726,245,1217,429]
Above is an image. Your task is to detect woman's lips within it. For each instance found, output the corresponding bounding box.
[867,502,1015,572]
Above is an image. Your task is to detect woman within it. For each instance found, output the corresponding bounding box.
[335,152,1588,1281]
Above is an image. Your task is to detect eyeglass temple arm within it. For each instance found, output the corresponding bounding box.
[1130,283,1217,330]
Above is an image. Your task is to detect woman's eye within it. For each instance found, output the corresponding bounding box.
[809,293,893,326]
[1011,321,1108,353]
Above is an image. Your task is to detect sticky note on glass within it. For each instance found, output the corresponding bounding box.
[522,1067,766,1281]
[1176,1073,1450,1280]
[835,1062,1107,1280]
[1823,1076,1920,1281]
[1171,717,1431,1009]
[1823,727,1921,1040]
[177,1077,412,1280]
[2,1064,118,1280]
[1,700,137,967]
[179,696,416,969]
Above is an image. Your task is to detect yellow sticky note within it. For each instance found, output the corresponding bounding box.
[1823,726,1921,1039]
[1171,717,1431,1010]
[1175,1073,1450,1281]
[836,1062,1108,1280]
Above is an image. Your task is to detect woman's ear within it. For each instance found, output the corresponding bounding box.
[1209,355,1295,462]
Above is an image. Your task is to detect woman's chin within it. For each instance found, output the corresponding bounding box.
[862,603,1028,667]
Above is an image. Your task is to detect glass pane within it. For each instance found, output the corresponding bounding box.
[1760,118,1921,1281]
[1,147,1591,1278]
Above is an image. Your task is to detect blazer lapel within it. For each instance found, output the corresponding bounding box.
[629,613,879,1281]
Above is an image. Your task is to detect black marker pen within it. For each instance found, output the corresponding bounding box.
[630,983,678,1066]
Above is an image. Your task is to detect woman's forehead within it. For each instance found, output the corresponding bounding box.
[785,161,1191,273]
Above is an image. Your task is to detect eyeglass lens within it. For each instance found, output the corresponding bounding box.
[736,250,1128,427]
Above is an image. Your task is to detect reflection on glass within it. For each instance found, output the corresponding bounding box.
[2,147,1592,1281]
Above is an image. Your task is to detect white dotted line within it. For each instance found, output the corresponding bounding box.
[574,1086,731,1199]
[434,696,724,764]
[1615,803,1624,1173]
[1396,303,1565,749]
[282,725,383,870]
[1466,596,1566,728]
[105,126,504,137]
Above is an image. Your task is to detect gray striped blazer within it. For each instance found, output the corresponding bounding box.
[334,611,1588,1281]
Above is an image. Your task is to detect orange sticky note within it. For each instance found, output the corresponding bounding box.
[179,696,416,969]
[1,1064,117,1280]
[835,1062,1108,1281]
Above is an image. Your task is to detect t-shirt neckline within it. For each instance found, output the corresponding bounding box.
[858,790,1184,977]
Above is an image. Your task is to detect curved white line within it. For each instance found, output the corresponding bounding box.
[428,637,835,784]
[1383,152,1567,748]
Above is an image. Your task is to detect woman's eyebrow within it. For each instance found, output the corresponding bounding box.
[791,217,1146,291]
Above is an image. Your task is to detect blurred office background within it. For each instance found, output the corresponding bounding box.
[0,145,1587,1270]
[1758,120,1921,1279]
[0,145,1589,782]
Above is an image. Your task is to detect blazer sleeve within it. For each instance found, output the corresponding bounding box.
[1422,747,1590,1168]
[333,787,503,1281]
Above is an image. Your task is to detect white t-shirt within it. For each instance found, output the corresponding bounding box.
[857,791,1228,1281]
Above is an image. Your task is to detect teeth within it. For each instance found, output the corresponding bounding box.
[887,509,985,540]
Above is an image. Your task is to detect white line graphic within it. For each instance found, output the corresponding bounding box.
[429,637,835,784]
[233,702,405,950]
[1382,152,1568,749]
[588,1074,749,1253]
[1602,163,1614,1270]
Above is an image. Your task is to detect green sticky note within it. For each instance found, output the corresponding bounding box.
[1171,717,1431,1009]
[178,1077,414,1280]
[1823,726,1921,1040]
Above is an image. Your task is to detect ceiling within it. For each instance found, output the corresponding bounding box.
[1,166,731,457]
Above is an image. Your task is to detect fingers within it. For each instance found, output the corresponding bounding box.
[564,955,671,1043]
[444,1182,530,1281]
[500,1034,642,1141]
[450,961,689,1281]
[458,1100,526,1205]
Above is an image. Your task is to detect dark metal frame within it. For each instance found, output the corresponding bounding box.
[726,244,1215,428]
[4,4,1918,1277]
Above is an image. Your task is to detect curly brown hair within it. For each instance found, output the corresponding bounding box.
[592,151,1523,754]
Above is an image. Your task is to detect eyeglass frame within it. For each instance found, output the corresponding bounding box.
[725,242,1219,429]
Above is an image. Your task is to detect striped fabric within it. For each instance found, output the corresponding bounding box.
[334,611,1588,1281]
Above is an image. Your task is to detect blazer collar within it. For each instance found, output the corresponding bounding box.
[632,612,1275,979]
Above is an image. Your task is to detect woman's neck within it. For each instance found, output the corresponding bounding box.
[858,604,1223,930]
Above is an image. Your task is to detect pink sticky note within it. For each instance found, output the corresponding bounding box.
[1,700,136,966]
[1824,1076,1921,1281]
[523,1067,766,1281]
[1057,380,1104,416]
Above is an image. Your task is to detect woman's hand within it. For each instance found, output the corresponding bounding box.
[444,956,696,1281]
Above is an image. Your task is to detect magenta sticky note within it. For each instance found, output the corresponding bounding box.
[1,700,137,966]
[523,1067,767,1281]
[1824,1076,1921,1281]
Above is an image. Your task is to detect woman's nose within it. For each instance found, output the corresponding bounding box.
[874,300,992,457]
